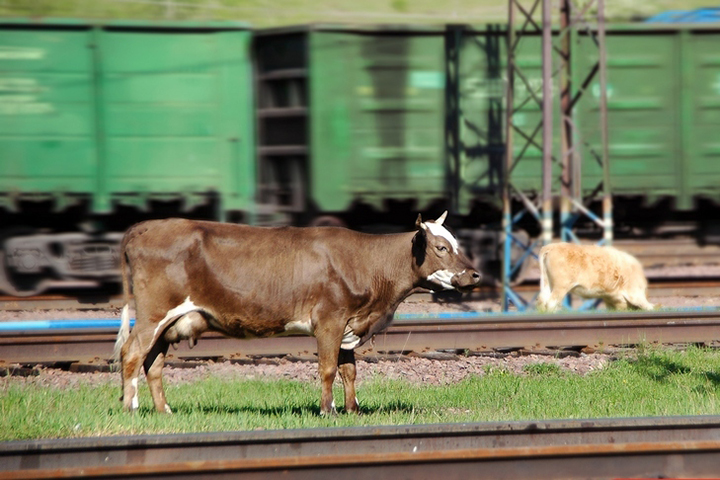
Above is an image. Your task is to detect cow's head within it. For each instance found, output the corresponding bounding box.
[412,211,481,292]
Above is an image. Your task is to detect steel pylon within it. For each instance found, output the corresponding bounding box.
[502,0,612,311]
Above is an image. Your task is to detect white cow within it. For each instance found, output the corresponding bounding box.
[536,242,655,312]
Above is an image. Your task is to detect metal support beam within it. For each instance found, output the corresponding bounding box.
[541,0,554,247]
[503,0,548,312]
[598,0,613,245]
[557,0,612,310]
[558,0,611,248]
[503,0,611,312]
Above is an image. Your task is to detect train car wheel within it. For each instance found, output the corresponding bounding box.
[0,228,49,297]
[0,251,47,297]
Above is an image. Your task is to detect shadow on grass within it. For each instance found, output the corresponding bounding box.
[629,355,691,382]
[629,355,720,389]
[630,356,691,382]
[165,398,418,417]
[699,371,720,388]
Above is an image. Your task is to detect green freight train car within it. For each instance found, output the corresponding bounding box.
[253,22,720,281]
[253,24,449,226]
[0,19,255,295]
[251,24,507,276]
[454,23,720,227]
[3,20,720,295]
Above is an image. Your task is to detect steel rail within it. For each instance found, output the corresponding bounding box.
[1,309,720,365]
[3,278,720,311]
[2,416,720,479]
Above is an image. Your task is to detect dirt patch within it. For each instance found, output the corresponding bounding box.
[2,352,611,392]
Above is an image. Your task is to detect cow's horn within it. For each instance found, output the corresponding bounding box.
[436,211,448,225]
[416,214,427,230]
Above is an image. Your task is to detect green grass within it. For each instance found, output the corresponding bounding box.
[3,346,720,441]
[0,0,716,27]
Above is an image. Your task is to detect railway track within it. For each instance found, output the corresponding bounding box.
[2,278,720,312]
[2,309,720,366]
[2,416,720,479]
[0,293,125,312]
[615,237,720,269]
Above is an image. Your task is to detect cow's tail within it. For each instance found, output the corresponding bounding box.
[112,238,132,365]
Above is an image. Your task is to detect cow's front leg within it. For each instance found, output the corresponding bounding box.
[604,294,628,311]
[338,348,359,413]
[315,329,342,415]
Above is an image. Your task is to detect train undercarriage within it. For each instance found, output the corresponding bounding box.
[3,195,720,297]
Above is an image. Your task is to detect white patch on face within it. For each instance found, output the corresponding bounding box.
[131,378,139,410]
[152,297,200,343]
[427,269,455,290]
[425,222,459,253]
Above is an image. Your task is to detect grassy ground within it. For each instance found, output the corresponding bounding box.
[1,0,716,27]
[3,345,720,441]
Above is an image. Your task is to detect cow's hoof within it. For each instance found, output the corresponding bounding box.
[345,399,360,414]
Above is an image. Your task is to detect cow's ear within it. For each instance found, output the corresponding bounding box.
[415,214,427,231]
[412,228,427,266]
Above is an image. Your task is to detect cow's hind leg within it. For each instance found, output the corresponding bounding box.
[540,283,570,312]
[144,338,172,413]
[121,328,154,412]
[338,349,359,414]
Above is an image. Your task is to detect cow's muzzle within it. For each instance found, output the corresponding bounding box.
[451,269,482,291]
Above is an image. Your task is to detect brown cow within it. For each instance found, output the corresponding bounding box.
[536,242,655,312]
[113,212,480,415]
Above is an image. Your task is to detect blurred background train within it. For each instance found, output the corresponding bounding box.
[2,17,720,296]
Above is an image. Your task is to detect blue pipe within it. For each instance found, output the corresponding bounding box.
[1,307,717,333]
[0,319,136,332]
[0,313,494,332]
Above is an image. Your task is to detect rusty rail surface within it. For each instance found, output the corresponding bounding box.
[2,277,720,311]
[2,416,720,479]
[1,309,720,366]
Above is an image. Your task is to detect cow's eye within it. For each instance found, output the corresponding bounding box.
[437,245,448,253]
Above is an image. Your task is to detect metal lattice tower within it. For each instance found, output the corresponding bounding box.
[502,0,611,312]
